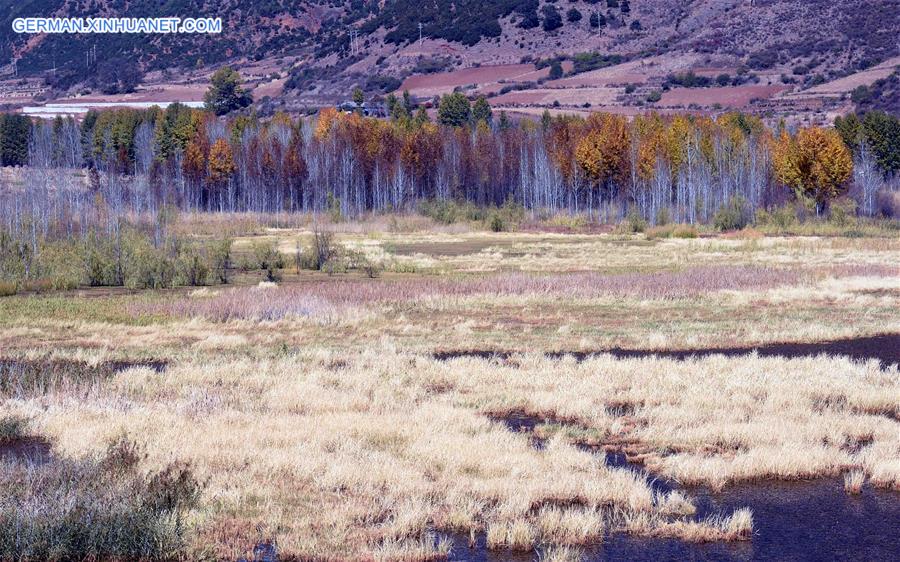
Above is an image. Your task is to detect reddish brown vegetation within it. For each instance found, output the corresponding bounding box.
[133,264,896,321]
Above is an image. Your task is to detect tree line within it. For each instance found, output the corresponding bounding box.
[1,101,899,246]
[1,99,899,292]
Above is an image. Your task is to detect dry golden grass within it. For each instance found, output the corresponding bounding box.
[4,348,894,558]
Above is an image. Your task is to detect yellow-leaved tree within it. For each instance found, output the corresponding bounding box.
[575,114,630,187]
[772,127,853,214]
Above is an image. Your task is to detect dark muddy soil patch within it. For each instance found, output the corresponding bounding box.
[488,412,550,450]
[0,437,52,465]
[435,334,900,367]
[491,411,673,493]
[0,357,167,398]
[853,288,900,298]
[237,542,278,562]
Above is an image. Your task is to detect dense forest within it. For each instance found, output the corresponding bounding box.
[1,100,899,291]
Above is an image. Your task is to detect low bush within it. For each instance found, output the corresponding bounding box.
[419,199,486,224]
[343,248,382,278]
[755,204,799,231]
[876,190,900,218]
[176,245,210,287]
[0,436,201,561]
[655,207,671,226]
[828,198,858,227]
[34,240,83,290]
[296,231,382,277]
[209,239,232,284]
[128,242,176,289]
[623,209,648,233]
[713,197,751,231]
[485,202,524,233]
[2,227,206,291]
[312,229,337,270]
[253,241,285,282]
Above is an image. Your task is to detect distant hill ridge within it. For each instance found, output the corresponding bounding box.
[0,0,897,106]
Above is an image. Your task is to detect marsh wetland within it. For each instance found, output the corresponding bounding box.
[1,221,898,561]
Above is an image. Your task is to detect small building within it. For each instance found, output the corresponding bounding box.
[337,100,387,118]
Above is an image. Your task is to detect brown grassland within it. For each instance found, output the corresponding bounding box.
[1,217,898,560]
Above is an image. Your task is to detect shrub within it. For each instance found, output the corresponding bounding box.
[294,240,307,273]
[876,190,900,218]
[645,223,696,239]
[645,225,672,239]
[570,52,623,75]
[82,236,117,287]
[365,74,401,93]
[655,207,671,226]
[548,61,564,80]
[546,213,588,230]
[420,199,485,224]
[666,71,712,88]
[176,245,210,287]
[625,209,648,233]
[209,239,232,284]
[343,248,382,278]
[0,436,201,561]
[127,244,176,289]
[35,241,82,290]
[294,228,340,272]
[312,229,337,271]
[756,205,798,230]
[713,197,751,231]
[829,198,858,227]
[326,193,343,222]
[253,241,285,282]
[646,90,662,103]
[486,200,525,232]
[489,212,507,232]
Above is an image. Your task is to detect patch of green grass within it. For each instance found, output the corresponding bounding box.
[0,292,170,326]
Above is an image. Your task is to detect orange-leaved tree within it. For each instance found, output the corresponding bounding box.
[208,138,235,186]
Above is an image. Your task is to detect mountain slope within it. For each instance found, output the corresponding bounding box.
[0,0,897,110]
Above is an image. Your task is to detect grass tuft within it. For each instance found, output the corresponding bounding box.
[844,470,865,494]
